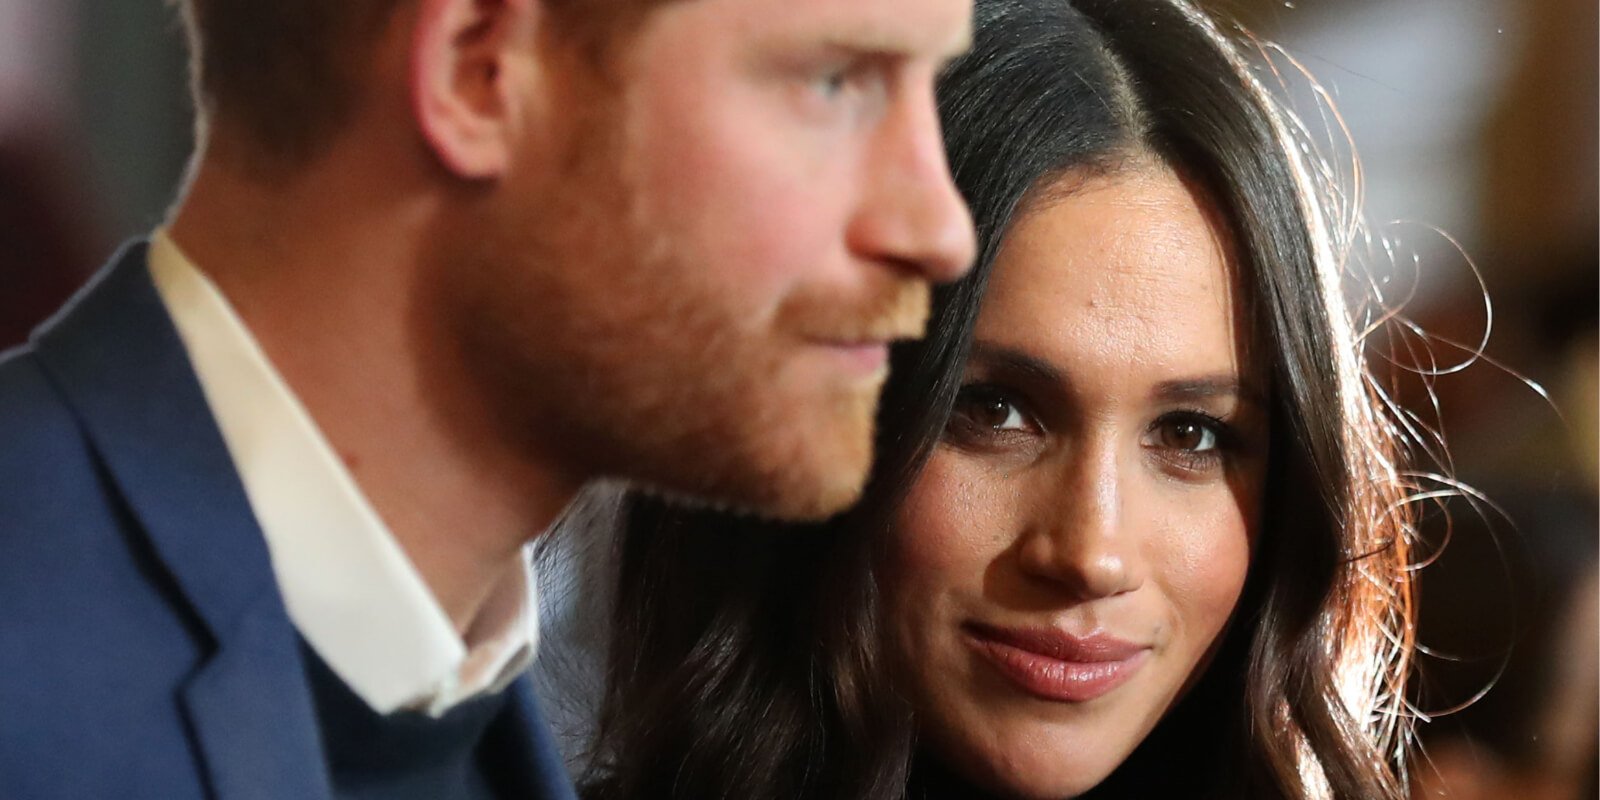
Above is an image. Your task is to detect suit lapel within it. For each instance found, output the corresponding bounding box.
[31,242,332,800]
[179,596,334,800]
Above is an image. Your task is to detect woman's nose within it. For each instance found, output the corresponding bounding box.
[1014,445,1141,601]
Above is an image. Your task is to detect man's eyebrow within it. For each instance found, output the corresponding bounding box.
[968,341,1065,387]
[1153,376,1265,408]
[818,24,972,62]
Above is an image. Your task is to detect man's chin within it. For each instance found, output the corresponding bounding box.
[742,414,877,521]
[627,429,875,523]
[760,461,872,522]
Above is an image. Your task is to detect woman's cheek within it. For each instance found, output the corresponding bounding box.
[1150,492,1255,633]
[888,449,1012,581]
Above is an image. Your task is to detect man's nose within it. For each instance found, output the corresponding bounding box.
[848,85,977,284]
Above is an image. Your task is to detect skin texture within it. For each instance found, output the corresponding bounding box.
[440,0,977,521]
[882,162,1268,799]
[168,0,975,631]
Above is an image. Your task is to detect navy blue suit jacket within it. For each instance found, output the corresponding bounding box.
[0,243,579,800]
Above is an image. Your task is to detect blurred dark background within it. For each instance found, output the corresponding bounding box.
[0,1,1593,796]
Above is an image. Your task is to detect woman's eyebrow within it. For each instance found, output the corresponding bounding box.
[968,342,1266,409]
[967,341,1065,386]
[1153,376,1265,408]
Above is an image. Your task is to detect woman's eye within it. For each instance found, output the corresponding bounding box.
[952,387,1031,431]
[1145,412,1238,477]
[1155,418,1219,452]
[968,395,1026,431]
[945,385,1043,453]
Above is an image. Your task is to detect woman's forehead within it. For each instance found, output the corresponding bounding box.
[977,164,1256,383]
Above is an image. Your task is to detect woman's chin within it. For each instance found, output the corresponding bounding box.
[941,732,1126,800]
[990,768,1111,800]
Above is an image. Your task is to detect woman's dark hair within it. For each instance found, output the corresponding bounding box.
[577,1,1415,798]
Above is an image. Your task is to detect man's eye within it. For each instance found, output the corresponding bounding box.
[800,60,888,113]
[813,68,851,98]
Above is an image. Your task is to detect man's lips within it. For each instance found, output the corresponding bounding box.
[963,622,1150,703]
[799,313,926,376]
[803,337,899,376]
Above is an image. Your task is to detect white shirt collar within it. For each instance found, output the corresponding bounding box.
[147,230,537,717]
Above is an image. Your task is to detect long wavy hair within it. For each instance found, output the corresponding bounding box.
[578,1,1416,797]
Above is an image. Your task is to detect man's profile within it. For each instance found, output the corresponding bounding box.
[0,0,974,797]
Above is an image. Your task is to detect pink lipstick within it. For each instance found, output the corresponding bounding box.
[963,622,1148,703]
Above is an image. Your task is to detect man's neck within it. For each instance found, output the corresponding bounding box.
[167,151,581,633]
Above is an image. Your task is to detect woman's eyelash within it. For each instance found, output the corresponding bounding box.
[944,386,1248,474]
[1145,410,1245,477]
[1151,410,1235,449]
[946,383,1040,440]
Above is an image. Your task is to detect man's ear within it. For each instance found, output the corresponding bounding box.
[410,0,541,179]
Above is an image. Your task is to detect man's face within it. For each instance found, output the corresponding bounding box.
[449,0,976,520]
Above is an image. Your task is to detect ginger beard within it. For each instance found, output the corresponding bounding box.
[442,69,930,521]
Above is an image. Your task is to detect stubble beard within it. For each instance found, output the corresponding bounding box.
[448,95,927,521]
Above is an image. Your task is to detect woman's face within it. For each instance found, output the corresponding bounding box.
[883,162,1268,799]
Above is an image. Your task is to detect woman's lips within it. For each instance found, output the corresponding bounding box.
[963,622,1149,703]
